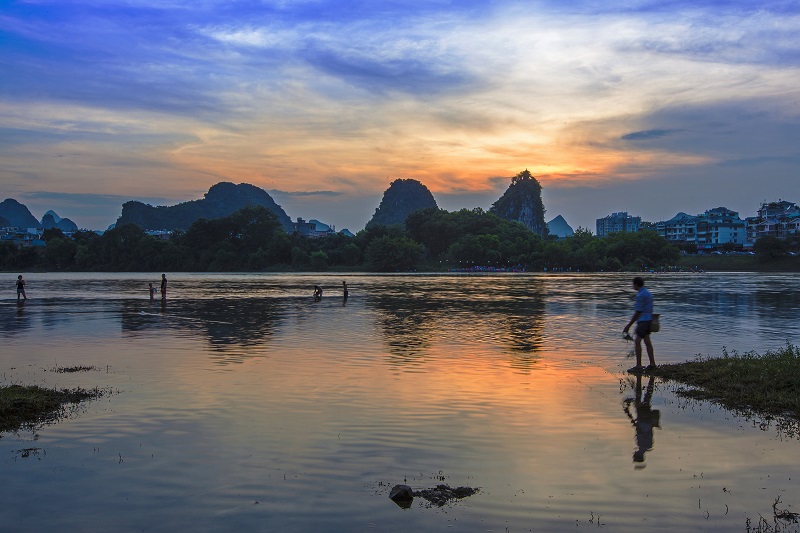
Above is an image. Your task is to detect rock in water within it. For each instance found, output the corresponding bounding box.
[367,179,438,228]
[489,169,547,237]
[415,484,479,507]
[389,484,414,508]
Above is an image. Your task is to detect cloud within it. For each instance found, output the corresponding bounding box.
[621,129,680,141]
[2,0,800,233]
[268,190,342,197]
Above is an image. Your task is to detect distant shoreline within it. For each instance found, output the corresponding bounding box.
[4,259,800,275]
[676,255,800,272]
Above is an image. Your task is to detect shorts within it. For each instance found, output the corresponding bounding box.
[635,320,652,337]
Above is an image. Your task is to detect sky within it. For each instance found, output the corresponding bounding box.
[1,0,799,232]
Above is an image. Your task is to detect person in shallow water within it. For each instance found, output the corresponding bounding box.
[160,274,167,299]
[623,374,660,465]
[149,282,156,302]
[342,280,348,299]
[623,276,656,373]
[313,285,322,300]
[16,274,27,301]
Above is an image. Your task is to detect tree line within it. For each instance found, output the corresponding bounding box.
[1,204,762,273]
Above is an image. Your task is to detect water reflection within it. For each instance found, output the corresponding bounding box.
[368,279,546,371]
[121,297,284,360]
[0,301,32,338]
[4,273,800,532]
[622,374,661,467]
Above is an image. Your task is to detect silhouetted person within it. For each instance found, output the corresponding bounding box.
[313,285,322,300]
[16,275,27,301]
[623,374,660,465]
[623,276,655,373]
[342,280,349,300]
[160,274,167,299]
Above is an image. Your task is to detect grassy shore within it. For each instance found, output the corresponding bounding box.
[0,384,101,433]
[651,344,800,420]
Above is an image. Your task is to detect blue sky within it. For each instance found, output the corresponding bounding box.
[1,0,799,231]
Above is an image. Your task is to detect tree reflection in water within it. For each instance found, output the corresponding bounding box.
[121,297,284,363]
[367,278,545,372]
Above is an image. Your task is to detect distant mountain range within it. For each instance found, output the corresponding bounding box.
[115,182,295,232]
[3,173,575,238]
[0,199,78,231]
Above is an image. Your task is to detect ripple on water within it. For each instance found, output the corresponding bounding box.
[2,273,800,531]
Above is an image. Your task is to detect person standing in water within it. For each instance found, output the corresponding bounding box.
[342,280,349,300]
[623,276,656,373]
[160,274,167,299]
[149,282,156,301]
[16,275,27,301]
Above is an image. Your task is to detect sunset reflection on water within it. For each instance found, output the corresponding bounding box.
[1,272,798,532]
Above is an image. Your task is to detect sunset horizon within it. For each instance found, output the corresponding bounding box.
[2,0,799,231]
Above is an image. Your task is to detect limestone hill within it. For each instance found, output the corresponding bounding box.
[367,179,438,227]
[116,182,294,231]
[489,170,547,237]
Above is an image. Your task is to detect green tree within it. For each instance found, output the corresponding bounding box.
[365,236,423,272]
[43,237,77,269]
[309,251,329,271]
[754,236,788,259]
[42,228,66,242]
[291,246,310,268]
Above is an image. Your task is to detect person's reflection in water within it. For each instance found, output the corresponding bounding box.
[623,374,660,467]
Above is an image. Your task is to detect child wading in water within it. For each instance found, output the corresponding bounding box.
[16,275,27,301]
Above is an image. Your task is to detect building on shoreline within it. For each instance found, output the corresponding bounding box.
[0,226,46,248]
[745,200,800,243]
[596,212,641,237]
[657,207,746,249]
[293,218,337,238]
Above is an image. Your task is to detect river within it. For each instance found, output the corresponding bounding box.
[1,272,798,531]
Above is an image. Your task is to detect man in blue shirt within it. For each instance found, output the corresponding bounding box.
[623,277,656,373]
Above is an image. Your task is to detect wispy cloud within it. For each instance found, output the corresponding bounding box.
[621,129,681,141]
[268,190,342,197]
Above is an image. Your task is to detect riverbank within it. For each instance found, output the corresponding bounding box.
[651,344,800,421]
[677,255,800,272]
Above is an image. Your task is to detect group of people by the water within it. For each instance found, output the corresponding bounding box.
[141,274,349,303]
[16,272,651,374]
[148,274,167,301]
[314,281,348,301]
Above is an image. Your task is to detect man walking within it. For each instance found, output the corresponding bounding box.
[623,277,656,373]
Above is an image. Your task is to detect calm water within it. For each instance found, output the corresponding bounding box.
[1,272,799,532]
